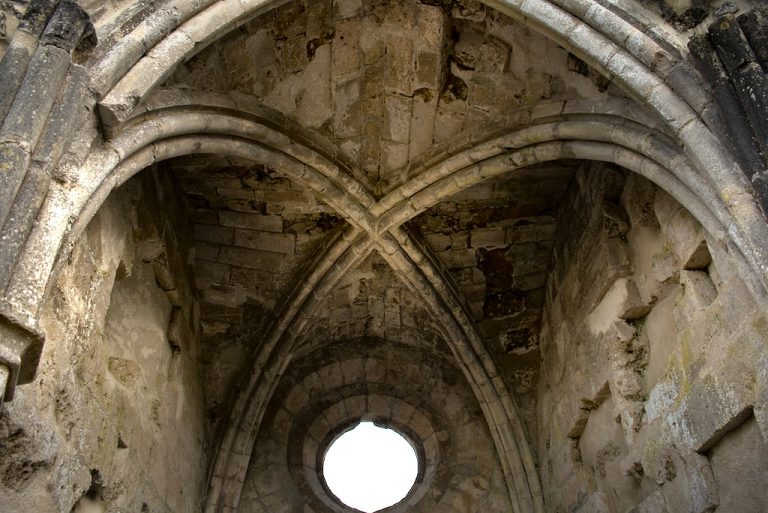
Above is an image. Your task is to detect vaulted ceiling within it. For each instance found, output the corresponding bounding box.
[5,0,768,512]
[149,1,614,443]
[71,1,754,511]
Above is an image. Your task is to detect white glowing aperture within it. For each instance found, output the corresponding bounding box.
[323,422,418,512]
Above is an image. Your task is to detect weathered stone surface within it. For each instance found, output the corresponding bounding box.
[538,164,768,513]
[2,2,768,513]
[0,175,206,512]
[165,0,603,187]
[654,190,711,270]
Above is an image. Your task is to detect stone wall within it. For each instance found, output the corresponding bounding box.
[536,163,768,512]
[242,337,513,513]
[410,161,578,439]
[0,170,208,512]
[297,252,447,356]
[167,155,347,440]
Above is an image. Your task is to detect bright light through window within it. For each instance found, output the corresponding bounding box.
[323,422,418,512]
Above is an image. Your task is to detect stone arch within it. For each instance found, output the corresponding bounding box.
[1,0,747,312]
[192,91,765,512]
[53,95,543,512]
[11,89,767,513]
[84,0,768,298]
[5,0,766,352]
[1,3,767,513]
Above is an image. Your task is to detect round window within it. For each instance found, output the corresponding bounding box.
[322,422,418,512]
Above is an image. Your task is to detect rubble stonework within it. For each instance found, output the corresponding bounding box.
[0,1,767,513]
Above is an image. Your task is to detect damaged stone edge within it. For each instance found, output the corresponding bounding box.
[0,301,44,403]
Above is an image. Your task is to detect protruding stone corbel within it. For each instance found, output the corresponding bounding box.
[0,303,43,403]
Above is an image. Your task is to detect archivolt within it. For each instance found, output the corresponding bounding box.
[86,0,768,290]
[46,94,547,512]
[110,0,768,288]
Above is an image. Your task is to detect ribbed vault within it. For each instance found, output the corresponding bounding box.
[33,86,760,512]
[1,1,768,513]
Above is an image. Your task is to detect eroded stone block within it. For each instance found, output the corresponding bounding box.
[654,191,711,270]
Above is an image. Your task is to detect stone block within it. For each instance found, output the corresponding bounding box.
[513,272,547,291]
[391,401,415,425]
[360,29,385,65]
[573,492,611,513]
[382,94,412,144]
[424,233,452,251]
[436,248,476,269]
[364,358,386,383]
[338,139,361,168]
[234,229,295,254]
[332,19,360,78]
[218,212,283,232]
[583,239,633,311]
[409,89,438,159]
[202,283,247,308]
[194,261,229,289]
[466,76,497,111]
[385,0,417,26]
[108,357,141,387]
[384,33,414,95]
[677,270,717,323]
[304,0,335,39]
[601,201,631,239]
[189,208,218,225]
[415,4,445,48]
[672,373,754,452]
[433,101,467,144]
[621,171,658,228]
[217,189,256,204]
[340,358,366,384]
[649,243,679,284]
[194,241,220,262]
[452,0,486,22]
[505,242,552,276]
[229,267,273,287]
[453,267,478,286]
[654,191,711,270]
[478,38,510,73]
[470,228,506,249]
[709,415,768,511]
[415,51,441,90]
[450,231,469,250]
[380,140,409,172]
[193,224,234,245]
[218,247,286,272]
[284,386,309,414]
[199,302,243,323]
[295,233,321,254]
[505,222,556,244]
[587,278,651,333]
[629,491,669,513]
[336,0,362,19]
[246,32,279,97]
